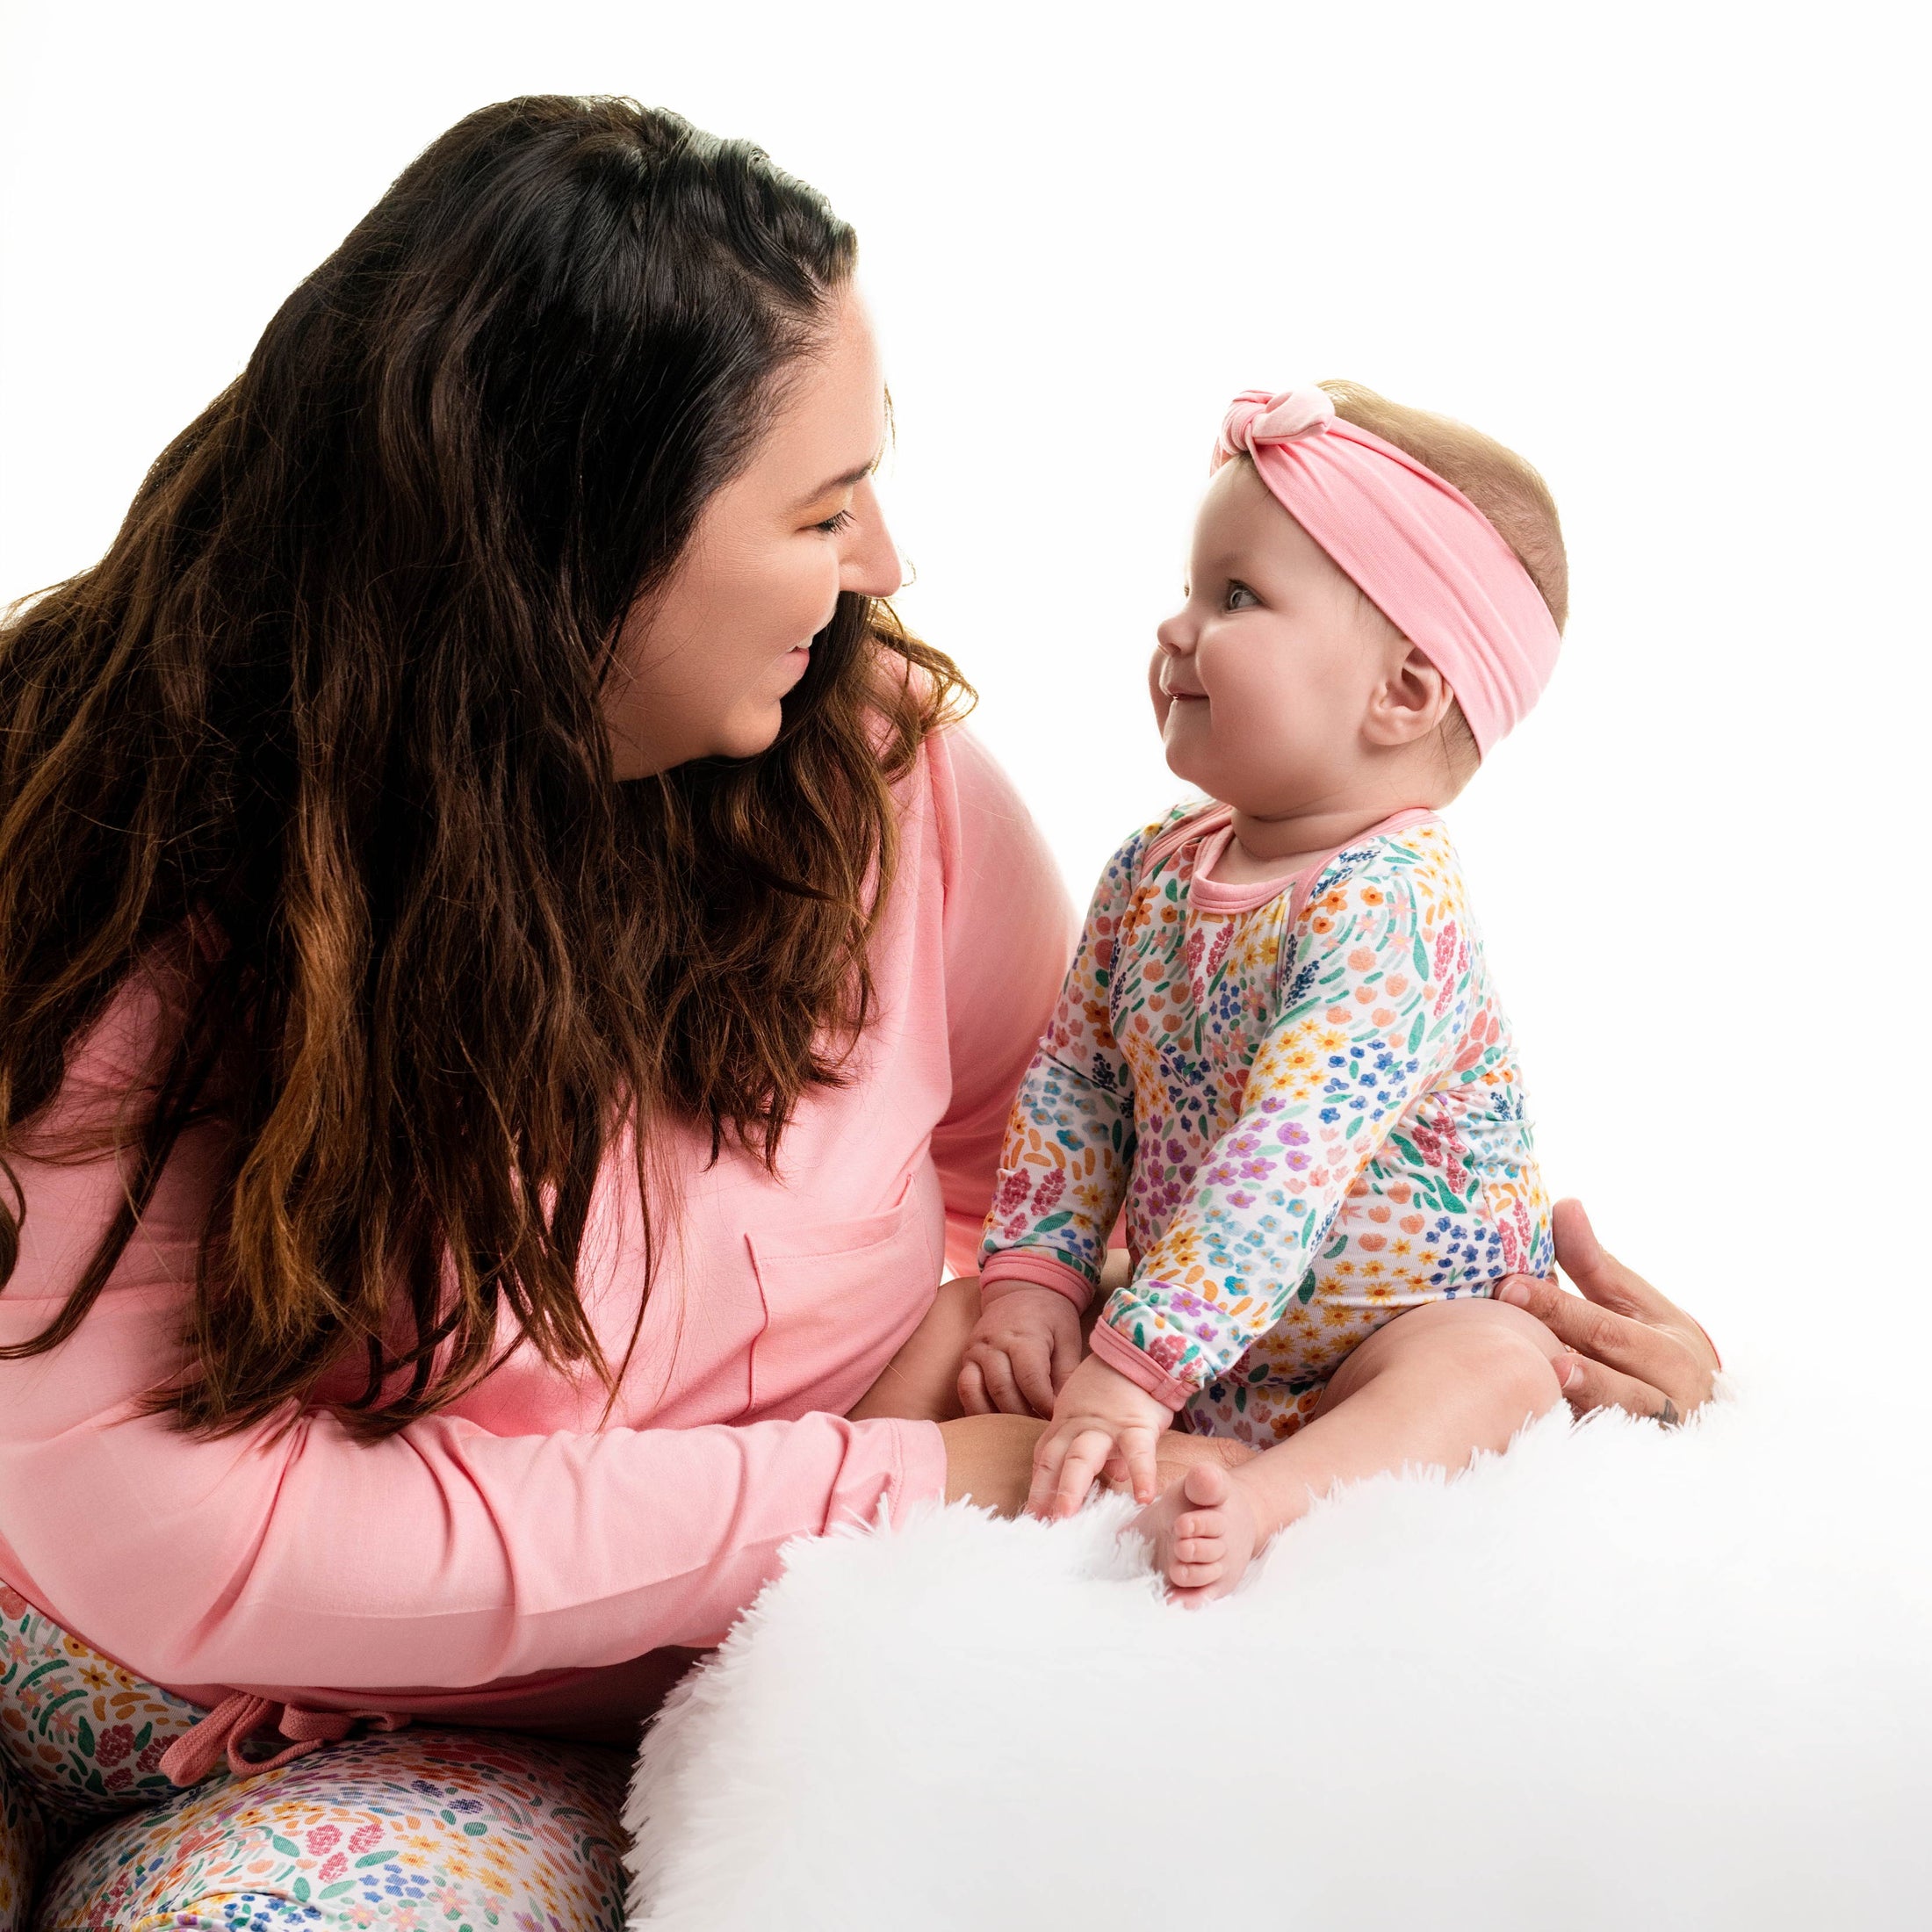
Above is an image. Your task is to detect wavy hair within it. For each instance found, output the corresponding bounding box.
[0,96,968,1438]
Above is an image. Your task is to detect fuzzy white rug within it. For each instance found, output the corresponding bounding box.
[624,1380,1932,1930]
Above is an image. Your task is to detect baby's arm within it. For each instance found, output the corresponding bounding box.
[1135,1296,1565,1602]
[963,825,1153,1414]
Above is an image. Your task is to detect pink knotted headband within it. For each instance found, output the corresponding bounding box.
[1213,385,1561,754]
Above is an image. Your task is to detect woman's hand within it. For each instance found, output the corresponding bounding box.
[1496,1198,1720,1424]
[957,1287,1083,1418]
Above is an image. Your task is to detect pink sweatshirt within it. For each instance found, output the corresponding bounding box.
[0,725,1074,1744]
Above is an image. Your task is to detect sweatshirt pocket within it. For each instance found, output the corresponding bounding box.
[745,1171,944,1421]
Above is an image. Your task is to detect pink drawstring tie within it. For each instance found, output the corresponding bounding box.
[158,1692,411,1786]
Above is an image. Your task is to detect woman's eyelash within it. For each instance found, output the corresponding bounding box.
[815,509,855,534]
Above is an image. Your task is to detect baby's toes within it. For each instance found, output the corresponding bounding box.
[1166,1540,1224,1587]
[1170,1532,1224,1571]
[1166,1554,1227,1596]
[1173,1504,1228,1546]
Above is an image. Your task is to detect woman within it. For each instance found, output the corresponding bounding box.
[0,97,1717,1927]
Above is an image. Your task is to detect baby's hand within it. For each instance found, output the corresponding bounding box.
[958,1286,1083,1419]
[1026,1354,1173,1519]
[1130,1461,1262,1606]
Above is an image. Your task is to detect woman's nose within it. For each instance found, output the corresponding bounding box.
[840,479,903,600]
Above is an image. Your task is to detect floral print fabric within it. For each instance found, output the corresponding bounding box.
[980,806,1552,1445]
[0,1586,629,1930]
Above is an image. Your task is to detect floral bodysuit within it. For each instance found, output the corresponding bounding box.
[977,804,1553,1445]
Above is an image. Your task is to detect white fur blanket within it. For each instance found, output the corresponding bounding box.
[625,1379,1932,1929]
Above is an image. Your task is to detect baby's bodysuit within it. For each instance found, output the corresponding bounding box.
[978,803,1553,1445]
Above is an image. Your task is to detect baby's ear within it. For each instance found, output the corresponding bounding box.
[1364,642,1453,748]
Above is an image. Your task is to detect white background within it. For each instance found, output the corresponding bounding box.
[3,0,1925,1388]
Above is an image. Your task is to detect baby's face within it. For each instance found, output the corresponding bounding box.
[1150,459,1405,818]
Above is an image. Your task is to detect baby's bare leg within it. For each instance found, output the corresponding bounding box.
[847,1274,984,1423]
[1144,1298,1564,1600]
[1238,1296,1563,1538]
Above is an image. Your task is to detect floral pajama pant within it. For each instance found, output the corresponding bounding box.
[0,1588,630,1930]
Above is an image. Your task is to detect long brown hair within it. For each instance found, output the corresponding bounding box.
[0,96,968,1438]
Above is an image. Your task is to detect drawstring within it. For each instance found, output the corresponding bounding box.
[158,1691,410,1786]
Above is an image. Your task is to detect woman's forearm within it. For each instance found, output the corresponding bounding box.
[939,1414,1046,1514]
[0,1337,940,1688]
[938,1412,1258,1518]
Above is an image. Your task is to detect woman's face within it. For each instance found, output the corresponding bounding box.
[602,288,902,779]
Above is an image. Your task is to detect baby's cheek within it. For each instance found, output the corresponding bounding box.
[1183,710,1267,801]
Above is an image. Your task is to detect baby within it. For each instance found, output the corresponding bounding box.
[957,380,1573,1600]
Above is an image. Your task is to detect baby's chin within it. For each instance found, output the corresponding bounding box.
[1160,711,1230,794]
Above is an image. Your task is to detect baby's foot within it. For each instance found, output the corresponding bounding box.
[1129,1461,1261,1606]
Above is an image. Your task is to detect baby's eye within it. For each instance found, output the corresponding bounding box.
[1225,581,1260,610]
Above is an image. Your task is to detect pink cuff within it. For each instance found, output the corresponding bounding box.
[886,1419,950,1522]
[978,1251,1096,1312]
[1087,1320,1193,1413]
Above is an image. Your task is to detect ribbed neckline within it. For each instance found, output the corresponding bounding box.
[1182,805,1442,917]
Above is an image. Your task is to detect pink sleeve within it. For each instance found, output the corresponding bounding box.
[0,990,946,1691]
[1088,1320,1194,1411]
[978,1251,1096,1310]
[924,726,1078,1275]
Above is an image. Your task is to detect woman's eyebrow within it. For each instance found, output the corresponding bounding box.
[793,454,883,509]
